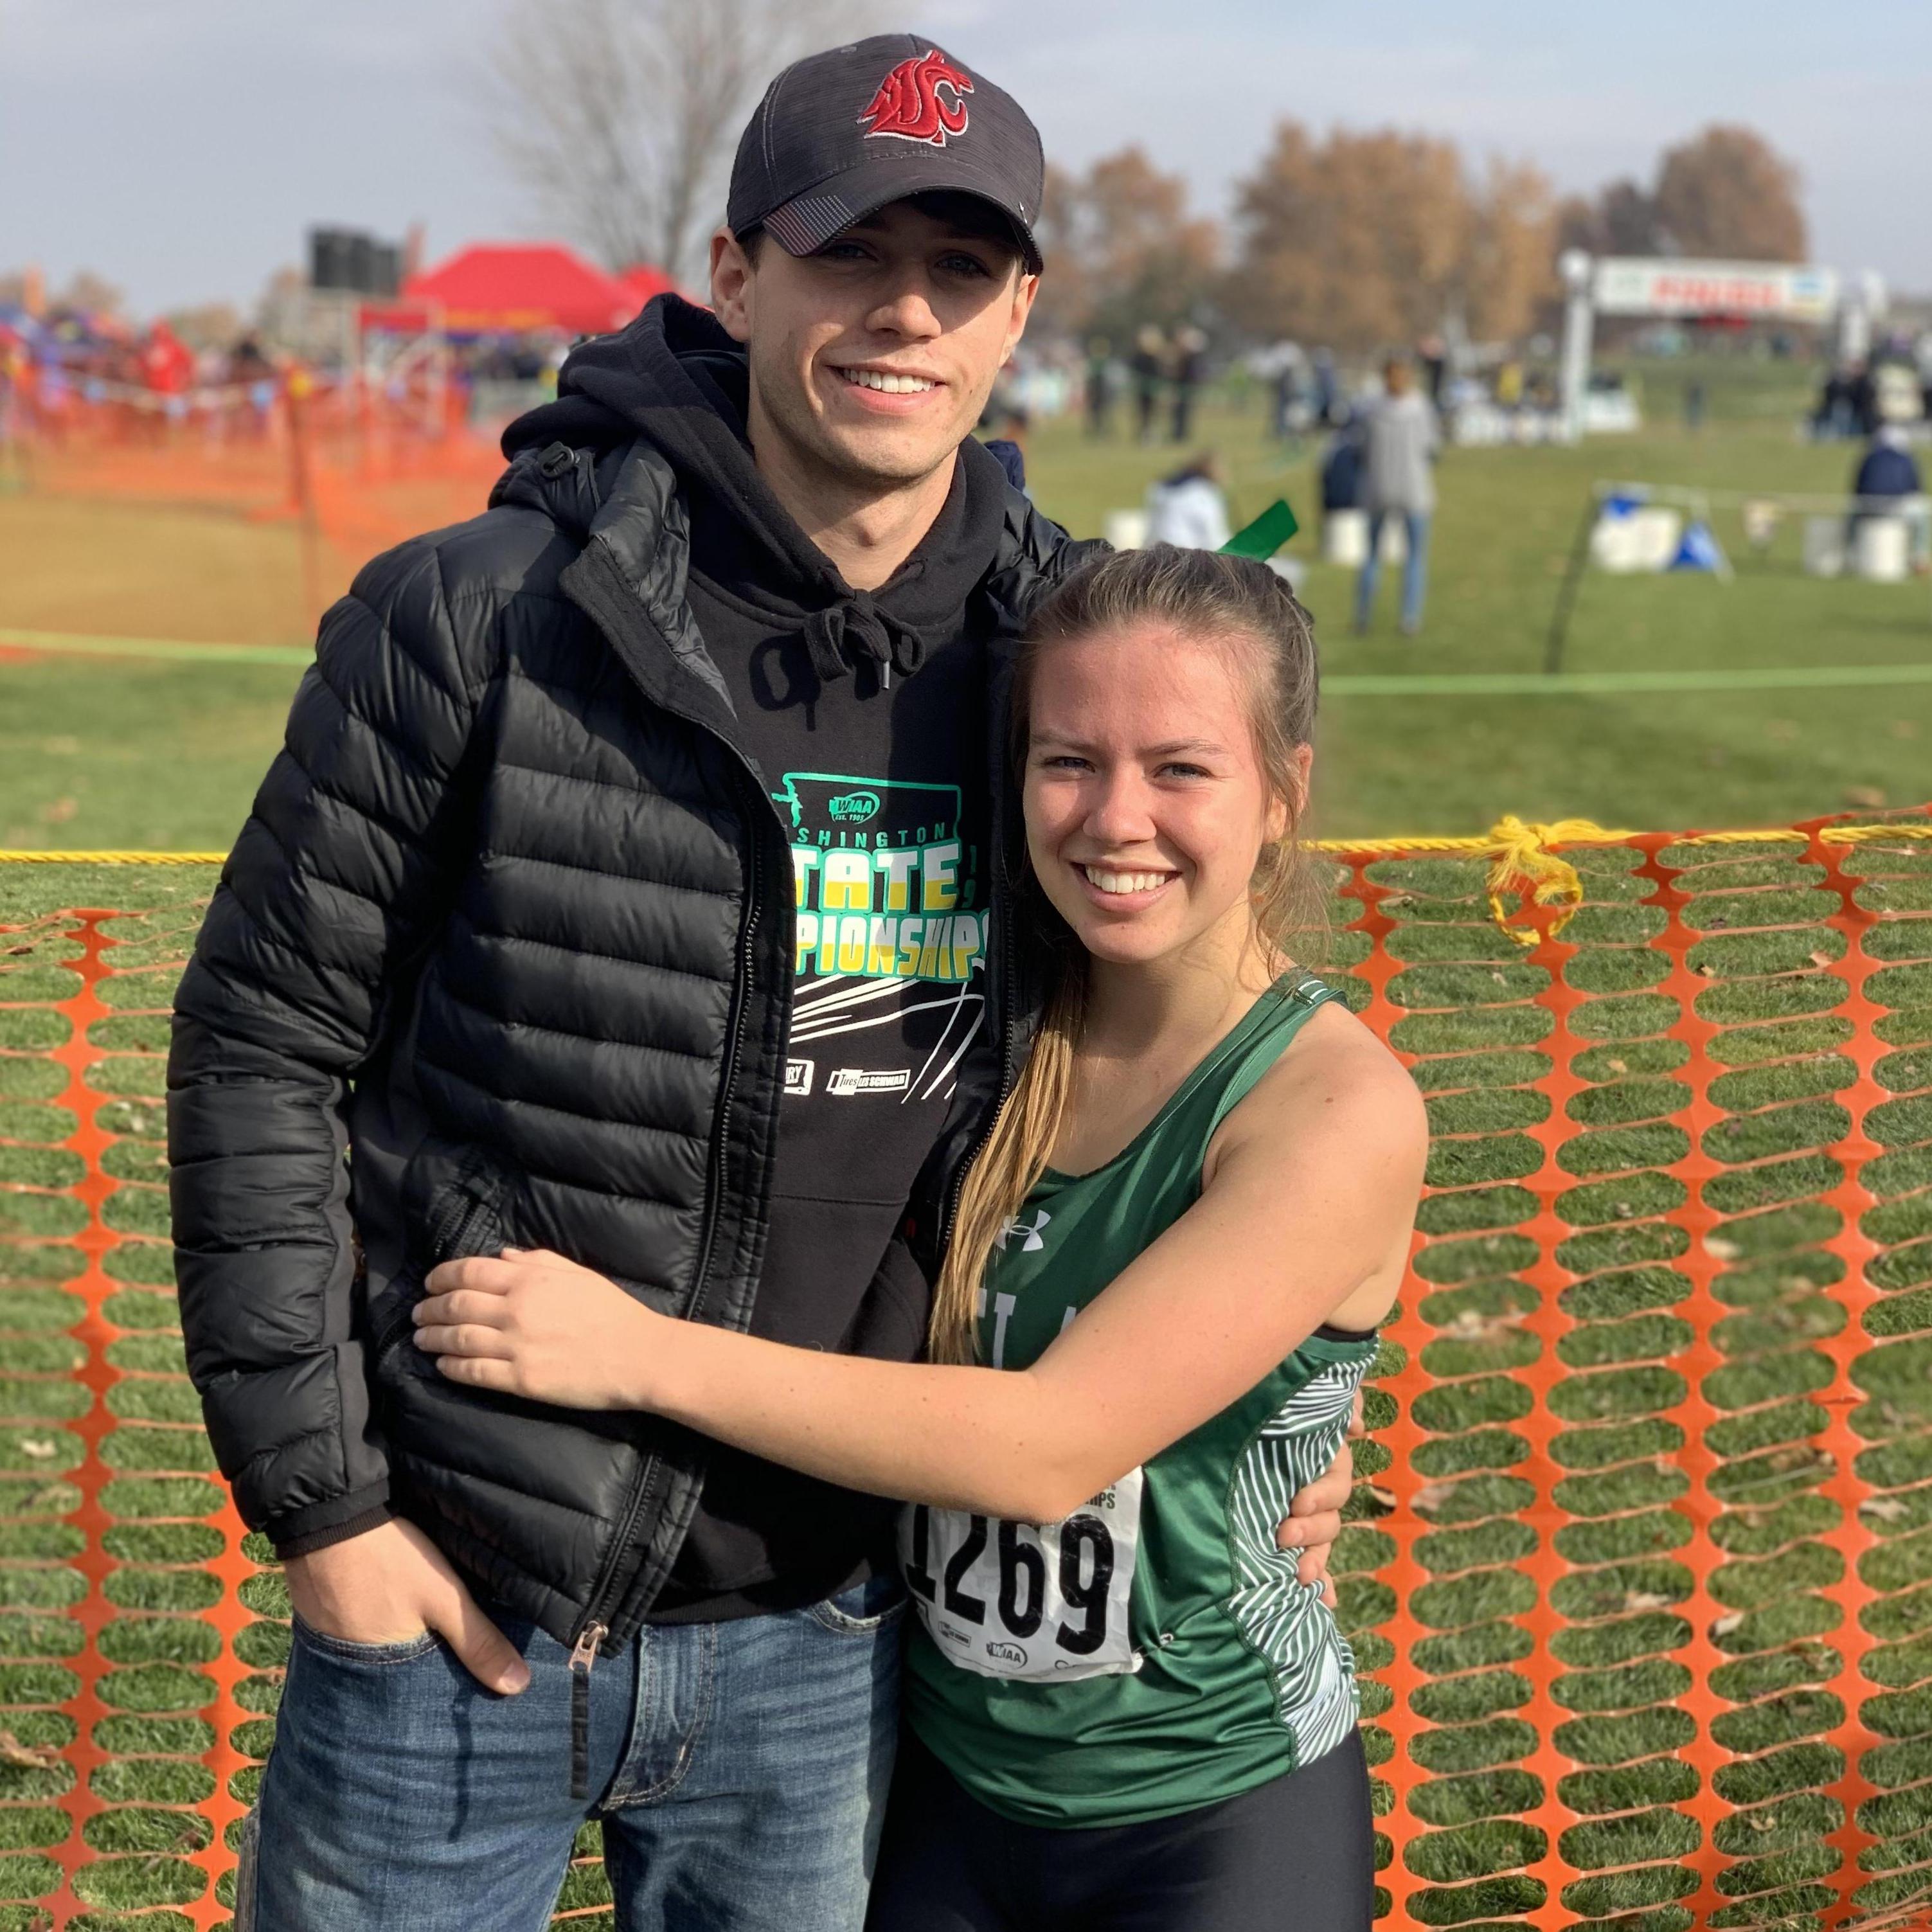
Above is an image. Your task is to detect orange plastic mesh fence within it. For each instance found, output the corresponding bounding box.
[12,386,509,628]
[0,812,1928,1930]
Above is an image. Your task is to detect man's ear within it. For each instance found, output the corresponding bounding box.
[710,228,755,345]
[999,271,1039,366]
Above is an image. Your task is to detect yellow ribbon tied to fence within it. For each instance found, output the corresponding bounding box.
[1309,816,1641,944]
[1480,816,1636,946]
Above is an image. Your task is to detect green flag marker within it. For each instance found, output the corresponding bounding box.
[1219,498,1299,559]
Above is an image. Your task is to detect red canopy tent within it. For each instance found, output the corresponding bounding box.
[618,263,678,310]
[360,244,669,337]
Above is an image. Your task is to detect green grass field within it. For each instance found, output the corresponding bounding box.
[1,353,1927,852]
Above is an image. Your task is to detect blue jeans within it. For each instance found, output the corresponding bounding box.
[244,1573,906,1931]
[1354,510,1431,632]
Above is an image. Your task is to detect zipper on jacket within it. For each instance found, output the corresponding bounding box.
[368,1186,497,1364]
[567,1621,606,1798]
[427,1180,488,1262]
[374,1181,501,1363]
[562,764,769,1755]
[687,777,763,1313]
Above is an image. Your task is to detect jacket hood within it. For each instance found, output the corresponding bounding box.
[503,294,738,459]
[499,292,1019,688]
[502,295,828,586]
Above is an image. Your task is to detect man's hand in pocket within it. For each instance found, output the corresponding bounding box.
[283,1517,530,1694]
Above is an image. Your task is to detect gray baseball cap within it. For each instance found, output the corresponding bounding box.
[726,34,1044,273]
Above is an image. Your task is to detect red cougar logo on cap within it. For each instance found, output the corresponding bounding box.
[857,49,974,146]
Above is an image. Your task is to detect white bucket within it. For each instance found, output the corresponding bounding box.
[1591,507,1681,575]
[1322,510,1406,568]
[1322,509,1368,567]
[1103,508,1149,551]
[1802,517,1845,578]
[1853,516,1911,584]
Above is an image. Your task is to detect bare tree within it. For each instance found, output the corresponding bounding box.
[1558,179,1664,259]
[485,0,892,284]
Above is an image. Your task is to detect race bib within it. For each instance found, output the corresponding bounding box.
[899,1469,1144,1682]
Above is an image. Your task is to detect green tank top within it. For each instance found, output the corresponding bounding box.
[900,972,1380,1829]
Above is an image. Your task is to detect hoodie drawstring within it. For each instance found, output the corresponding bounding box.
[800,591,929,690]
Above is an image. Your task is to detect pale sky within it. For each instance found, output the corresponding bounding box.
[4,0,1927,318]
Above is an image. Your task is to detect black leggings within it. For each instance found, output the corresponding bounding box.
[866,1729,1375,1932]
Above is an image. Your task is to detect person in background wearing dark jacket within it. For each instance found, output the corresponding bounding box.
[1131,325,1167,443]
[1854,423,1924,503]
[1851,425,1929,572]
[1169,323,1207,442]
[167,33,1352,1932]
[1845,360,1879,440]
[1321,422,1363,517]
[1084,334,1115,438]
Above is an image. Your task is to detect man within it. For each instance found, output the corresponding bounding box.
[168,35,1353,1931]
[1083,332,1114,440]
[1353,355,1440,639]
[1853,421,1924,503]
[1130,323,1166,443]
[1168,322,1207,442]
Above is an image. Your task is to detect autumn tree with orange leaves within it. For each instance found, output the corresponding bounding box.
[1031,147,1221,344]
[1224,124,1556,351]
[1557,125,1807,265]
[1031,120,1803,352]
[1655,125,1807,262]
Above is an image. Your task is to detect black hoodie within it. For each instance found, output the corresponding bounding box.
[506,297,1014,1620]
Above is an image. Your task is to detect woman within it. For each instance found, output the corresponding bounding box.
[414,546,1427,1929]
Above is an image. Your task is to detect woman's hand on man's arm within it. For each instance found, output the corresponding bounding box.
[415,1248,663,1409]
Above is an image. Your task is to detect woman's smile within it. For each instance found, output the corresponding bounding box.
[1072,861,1181,907]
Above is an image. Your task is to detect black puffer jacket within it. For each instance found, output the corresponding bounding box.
[168,309,1096,1654]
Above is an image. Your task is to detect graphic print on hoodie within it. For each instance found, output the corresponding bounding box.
[505,296,1012,1618]
[776,768,983,1107]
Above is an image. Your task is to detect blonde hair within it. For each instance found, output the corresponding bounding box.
[928,545,1323,1364]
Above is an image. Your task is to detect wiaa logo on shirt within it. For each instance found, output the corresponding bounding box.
[826,789,881,825]
[994,1209,1051,1253]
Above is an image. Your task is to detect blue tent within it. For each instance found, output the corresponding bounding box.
[1667,519,1730,575]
